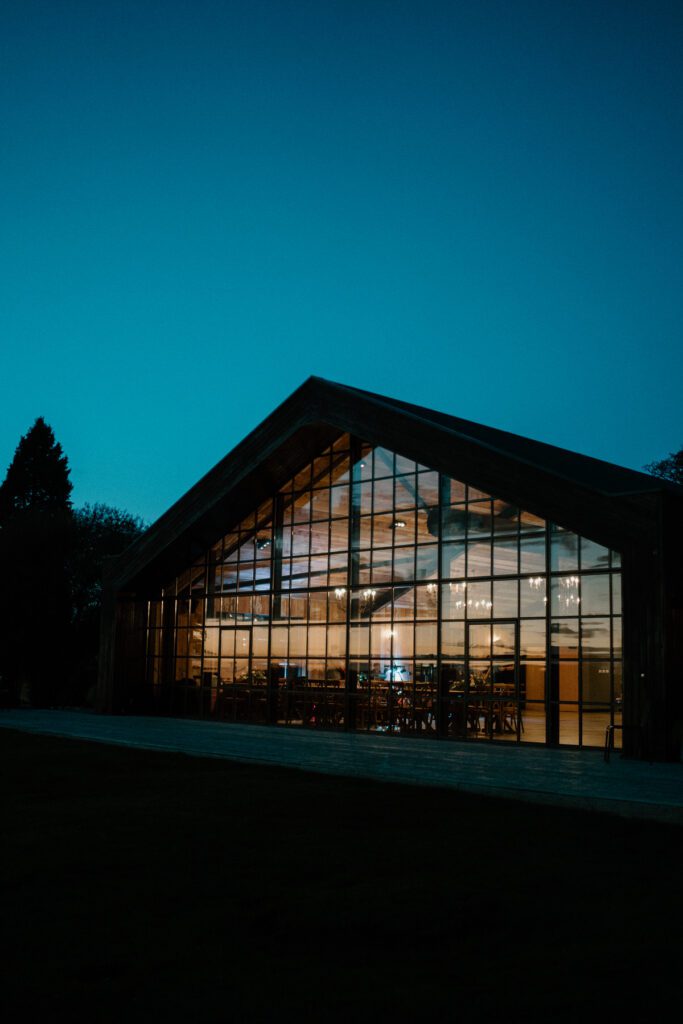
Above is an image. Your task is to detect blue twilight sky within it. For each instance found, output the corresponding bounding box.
[1,0,682,523]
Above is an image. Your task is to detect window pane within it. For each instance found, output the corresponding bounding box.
[289,626,307,657]
[581,618,611,658]
[612,573,622,613]
[349,625,369,657]
[308,592,327,622]
[291,525,310,556]
[311,489,330,521]
[468,501,492,537]
[271,628,288,657]
[551,576,580,615]
[581,574,611,615]
[522,661,546,701]
[444,477,467,504]
[493,501,516,531]
[519,535,546,574]
[371,548,393,584]
[395,453,416,475]
[392,623,413,659]
[441,621,465,657]
[220,630,235,657]
[393,588,414,620]
[582,708,610,748]
[417,471,439,506]
[415,584,438,619]
[416,507,438,545]
[467,581,492,618]
[469,624,490,657]
[327,625,346,658]
[581,537,610,570]
[310,522,329,554]
[395,475,417,510]
[558,662,579,701]
[493,537,518,575]
[520,577,546,615]
[559,707,579,745]
[550,527,579,571]
[392,512,416,546]
[252,626,269,657]
[550,619,579,658]
[289,557,309,589]
[415,623,437,656]
[491,624,515,656]
[442,542,466,578]
[330,485,350,518]
[329,519,348,552]
[204,627,219,659]
[442,660,466,691]
[442,583,466,619]
[371,587,393,620]
[467,540,491,577]
[373,477,394,513]
[373,447,395,477]
[441,507,467,540]
[292,491,311,523]
[416,544,438,580]
[493,580,518,617]
[582,662,611,703]
[520,620,546,658]
[393,547,415,581]
[308,626,326,658]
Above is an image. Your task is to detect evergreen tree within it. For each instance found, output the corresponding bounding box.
[0,418,74,706]
[0,417,72,521]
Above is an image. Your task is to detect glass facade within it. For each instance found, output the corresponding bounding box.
[140,434,623,747]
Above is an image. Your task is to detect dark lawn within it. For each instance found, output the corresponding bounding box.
[0,729,680,1021]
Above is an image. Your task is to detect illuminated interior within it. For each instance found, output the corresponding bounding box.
[143,433,623,747]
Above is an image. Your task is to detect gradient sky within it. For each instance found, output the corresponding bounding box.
[1,0,682,523]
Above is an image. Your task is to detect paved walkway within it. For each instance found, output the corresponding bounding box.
[2,709,681,823]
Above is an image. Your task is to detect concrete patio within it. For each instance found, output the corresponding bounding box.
[1,709,681,823]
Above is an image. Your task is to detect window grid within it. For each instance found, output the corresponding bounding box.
[144,434,622,747]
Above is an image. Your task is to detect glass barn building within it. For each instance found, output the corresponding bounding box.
[98,379,683,761]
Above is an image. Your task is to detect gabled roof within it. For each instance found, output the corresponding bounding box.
[109,376,680,593]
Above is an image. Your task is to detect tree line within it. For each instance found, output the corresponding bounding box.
[0,418,145,707]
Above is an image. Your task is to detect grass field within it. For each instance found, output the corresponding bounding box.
[1,728,680,1021]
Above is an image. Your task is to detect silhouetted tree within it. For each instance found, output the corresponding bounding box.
[0,417,73,519]
[68,504,145,704]
[0,419,73,705]
[645,447,683,485]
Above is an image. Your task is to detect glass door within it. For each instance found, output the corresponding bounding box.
[466,621,520,742]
